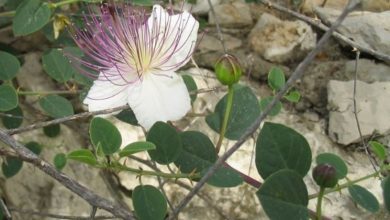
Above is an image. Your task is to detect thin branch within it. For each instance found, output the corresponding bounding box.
[351,49,379,171]
[8,208,116,220]
[0,199,12,220]
[207,0,227,54]
[167,1,360,219]
[0,130,134,219]
[256,0,390,63]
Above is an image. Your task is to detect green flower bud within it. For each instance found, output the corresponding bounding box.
[214,54,242,86]
[312,163,338,188]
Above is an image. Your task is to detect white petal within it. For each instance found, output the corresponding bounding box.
[127,71,191,130]
[148,5,199,71]
[84,69,130,112]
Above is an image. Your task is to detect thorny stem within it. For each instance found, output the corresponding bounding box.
[316,187,325,220]
[215,85,234,153]
[107,163,201,180]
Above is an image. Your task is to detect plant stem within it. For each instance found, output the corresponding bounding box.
[17,90,80,96]
[109,163,201,180]
[215,85,234,153]
[0,11,15,17]
[316,187,325,220]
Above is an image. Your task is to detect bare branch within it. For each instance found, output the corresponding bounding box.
[167,1,361,219]
[256,0,390,63]
[0,130,134,219]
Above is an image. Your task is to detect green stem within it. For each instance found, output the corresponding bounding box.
[109,163,201,180]
[215,85,234,153]
[17,90,80,96]
[316,187,325,220]
[0,10,15,17]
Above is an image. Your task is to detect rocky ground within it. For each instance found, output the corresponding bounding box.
[1,0,390,219]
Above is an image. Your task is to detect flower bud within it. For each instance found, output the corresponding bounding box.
[214,54,242,86]
[312,163,338,188]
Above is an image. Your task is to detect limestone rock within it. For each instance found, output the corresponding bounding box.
[198,33,242,52]
[208,2,252,28]
[362,0,390,12]
[345,59,390,83]
[315,7,390,58]
[301,0,348,14]
[328,80,390,145]
[177,0,221,15]
[248,13,316,63]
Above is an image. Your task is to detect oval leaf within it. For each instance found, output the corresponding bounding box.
[42,49,77,82]
[115,109,138,126]
[0,51,20,80]
[2,157,23,178]
[206,84,260,140]
[383,176,390,212]
[54,153,67,170]
[13,0,52,36]
[202,166,243,188]
[257,169,308,220]
[119,141,156,157]
[90,117,122,155]
[256,122,312,179]
[259,96,282,116]
[133,185,167,220]
[43,123,61,137]
[316,153,348,179]
[67,149,97,165]
[1,106,23,129]
[284,90,301,103]
[369,141,387,161]
[25,141,42,155]
[0,85,18,111]
[174,131,217,174]
[348,184,379,213]
[39,95,74,118]
[146,122,182,164]
[268,67,285,91]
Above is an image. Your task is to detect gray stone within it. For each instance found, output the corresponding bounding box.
[361,0,390,12]
[315,8,390,58]
[248,13,316,63]
[328,80,390,145]
[208,1,253,28]
[345,59,390,83]
[198,33,242,52]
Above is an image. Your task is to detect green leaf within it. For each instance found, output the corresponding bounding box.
[1,106,23,129]
[39,95,74,118]
[42,49,77,82]
[2,157,23,178]
[383,176,390,212]
[0,85,18,111]
[316,153,348,179]
[133,185,167,220]
[175,131,217,174]
[90,117,122,155]
[43,123,61,137]
[67,149,98,165]
[284,90,301,103]
[206,84,260,140]
[369,141,387,161]
[348,185,379,213]
[119,141,156,157]
[115,109,138,126]
[0,51,20,80]
[259,96,282,116]
[182,74,197,103]
[268,67,285,91]
[146,122,182,164]
[257,170,308,220]
[54,153,67,170]
[12,0,52,36]
[256,122,312,179]
[25,141,42,155]
[203,166,243,188]
[132,0,154,6]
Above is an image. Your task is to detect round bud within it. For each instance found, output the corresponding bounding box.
[214,54,242,86]
[312,163,338,188]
